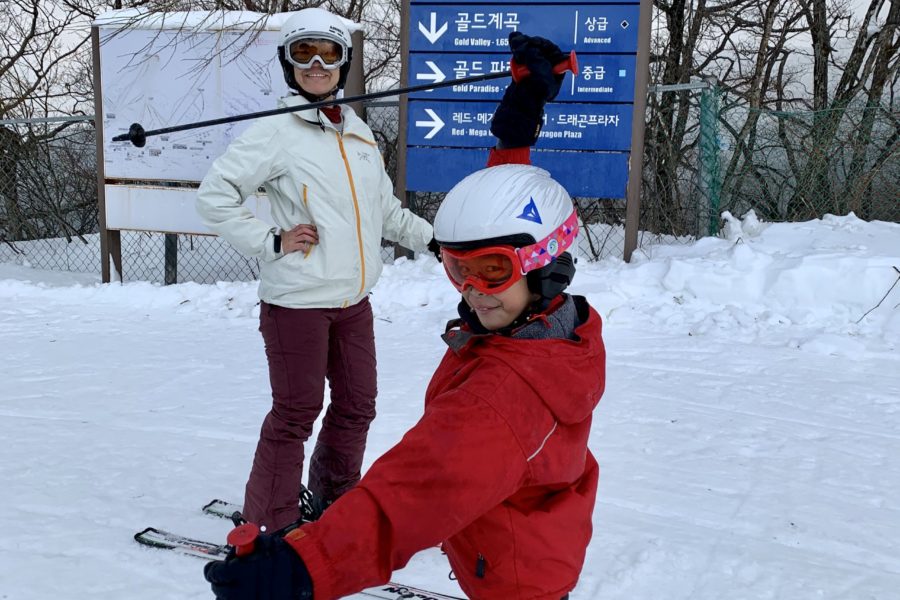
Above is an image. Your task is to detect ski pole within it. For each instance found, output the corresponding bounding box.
[113,51,577,147]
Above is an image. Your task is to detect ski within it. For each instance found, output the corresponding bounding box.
[135,526,229,559]
[134,527,464,600]
[203,487,321,523]
[202,498,243,520]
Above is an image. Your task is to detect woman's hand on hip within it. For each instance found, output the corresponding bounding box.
[282,224,318,254]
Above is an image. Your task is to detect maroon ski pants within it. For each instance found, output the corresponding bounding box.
[243,297,377,531]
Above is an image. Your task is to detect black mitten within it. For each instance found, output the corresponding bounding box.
[509,31,567,102]
[204,533,313,600]
[490,32,568,148]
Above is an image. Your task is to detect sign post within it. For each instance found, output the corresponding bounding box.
[623,0,651,262]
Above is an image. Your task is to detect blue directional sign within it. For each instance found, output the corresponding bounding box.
[411,4,640,53]
[405,0,642,198]
[408,147,629,197]
[410,53,636,102]
[408,102,633,150]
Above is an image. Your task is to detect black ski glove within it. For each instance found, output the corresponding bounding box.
[203,533,313,600]
[490,32,568,148]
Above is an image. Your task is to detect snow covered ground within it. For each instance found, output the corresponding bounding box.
[1,212,898,599]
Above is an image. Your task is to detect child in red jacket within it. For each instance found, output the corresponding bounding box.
[204,32,606,600]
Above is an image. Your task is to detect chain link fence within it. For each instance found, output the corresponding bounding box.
[2,94,897,283]
[0,118,99,272]
[640,86,899,244]
[717,104,899,224]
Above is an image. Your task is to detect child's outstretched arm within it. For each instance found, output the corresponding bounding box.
[282,386,536,599]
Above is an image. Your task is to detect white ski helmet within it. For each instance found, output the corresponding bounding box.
[434,164,579,301]
[278,8,356,97]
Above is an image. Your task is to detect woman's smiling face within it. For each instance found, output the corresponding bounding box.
[294,64,340,98]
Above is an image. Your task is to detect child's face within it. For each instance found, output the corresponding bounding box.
[462,278,535,330]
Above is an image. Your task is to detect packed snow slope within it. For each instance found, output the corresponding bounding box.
[0,212,898,599]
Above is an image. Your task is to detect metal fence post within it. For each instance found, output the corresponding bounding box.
[698,77,722,236]
[164,234,178,285]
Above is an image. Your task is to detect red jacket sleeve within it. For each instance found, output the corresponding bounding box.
[487,146,531,167]
[285,388,530,600]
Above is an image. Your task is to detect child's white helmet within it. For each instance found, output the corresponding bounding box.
[434,164,578,302]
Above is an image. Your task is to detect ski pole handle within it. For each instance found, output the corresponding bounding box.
[226,522,260,557]
[510,50,579,82]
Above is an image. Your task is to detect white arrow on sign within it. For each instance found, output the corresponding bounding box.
[415,61,446,84]
[414,108,445,139]
[418,13,448,44]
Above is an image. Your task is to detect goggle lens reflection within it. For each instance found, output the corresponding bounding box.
[441,247,523,294]
[288,39,344,68]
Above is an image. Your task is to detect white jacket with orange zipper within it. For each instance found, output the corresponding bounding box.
[196,93,433,309]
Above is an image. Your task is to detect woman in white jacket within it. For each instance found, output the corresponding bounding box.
[196,7,434,533]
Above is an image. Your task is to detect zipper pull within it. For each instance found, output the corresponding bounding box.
[476,553,486,578]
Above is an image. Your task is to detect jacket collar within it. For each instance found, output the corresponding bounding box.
[441,294,581,353]
[442,295,604,425]
[277,94,375,142]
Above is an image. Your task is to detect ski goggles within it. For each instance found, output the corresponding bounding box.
[287,38,347,70]
[440,210,579,294]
